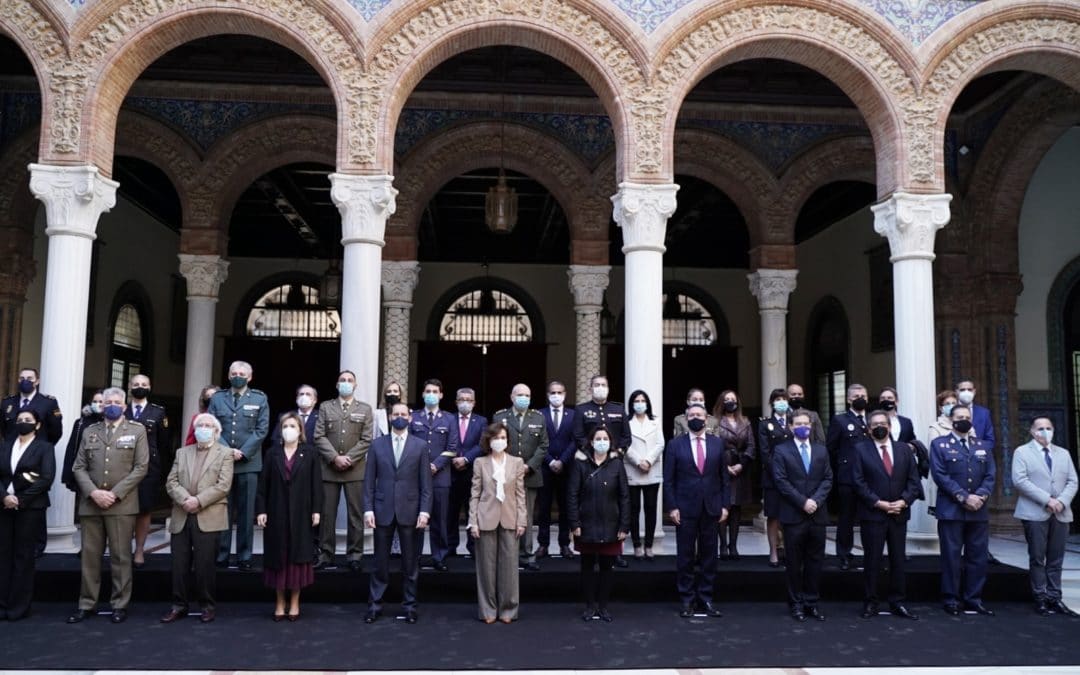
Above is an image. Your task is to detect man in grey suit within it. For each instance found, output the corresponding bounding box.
[1012,416,1079,617]
[363,403,431,624]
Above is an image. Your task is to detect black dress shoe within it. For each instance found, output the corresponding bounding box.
[790,607,806,622]
[861,602,878,619]
[1051,600,1080,617]
[839,557,850,571]
[160,608,188,623]
[521,561,540,572]
[364,609,380,624]
[67,609,93,624]
[110,609,128,624]
[768,560,780,568]
[583,607,597,621]
[1036,600,1052,616]
[804,605,825,621]
[597,609,613,622]
[313,560,332,571]
[534,546,549,559]
[348,560,363,573]
[405,610,418,624]
[199,609,216,623]
[433,561,449,572]
[729,549,741,561]
[890,604,918,620]
[679,605,695,618]
[718,550,730,561]
[559,546,576,558]
[238,560,254,572]
[966,603,995,616]
[702,602,723,618]
[614,556,629,568]
[943,604,961,616]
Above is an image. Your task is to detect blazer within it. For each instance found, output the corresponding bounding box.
[625,416,665,485]
[930,434,995,521]
[772,439,832,526]
[1012,440,1078,523]
[492,408,548,488]
[662,433,730,518]
[256,443,324,570]
[314,398,373,482]
[165,441,234,534]
[0,436,55,510]
[717,416,756,505]
[851,438,921,522]
[468,454,527,532]
[73,418,149,516]
[363,432,433,527]
[890,414,916,444]
[971,403,995,448]
[456,413,488,464]
[541,406,576,466]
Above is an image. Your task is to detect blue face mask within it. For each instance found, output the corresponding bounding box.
[941,403,954,417]
[194,427,214,444]
[592,439,611,455]
[633,402,647,415]
[423,392,439,408]
[793,426,811,440]
[103,404,124,421]
[514,395,530,411]
[390,416,410,430]
[773,400,790,415]
[337,381,355,397]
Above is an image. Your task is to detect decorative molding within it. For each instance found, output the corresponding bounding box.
[178,253,229,299]
[330,174,398,246]
[28,164,118,239]
[567,264,611,310]
[381,259,420,307]
[611,182,677,254]
[747,268,798,312]
[871,192,951,262]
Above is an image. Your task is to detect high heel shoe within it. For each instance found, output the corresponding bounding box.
[287,611,300,622]
[273,612,285,622]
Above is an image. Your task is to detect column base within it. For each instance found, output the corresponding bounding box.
[47,525,80,553]
[905,529,940,555]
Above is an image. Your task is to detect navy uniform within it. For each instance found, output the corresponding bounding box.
[208,387,269,567]
[492,407,549,565]
[757,413,794,520]
[572,400,632,456]
[411,408,458,567]
[826,410,868,565]
[930,433,995,612]
[2,392,62,444]
[126,401,170,514]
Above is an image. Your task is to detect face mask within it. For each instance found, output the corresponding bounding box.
[423,392,439,408]
[194,427,214,444]
[632,402,648,415]
[688,399,705,409]
[592,439,610,455]
[789,397,805,409]
[592,385,608,401]
[337,381,355,397]
[490,438,508,453]
[514,396,531,411]
[957,390,975,405]
[384,394,400,409]
[723,401,738,413]
[870,426,890,441]
[455,402,473,416]
[793,426,811,440]
[1037,429,1054,445]
[941,403,954,417]
[879,400,896,412]
[851,397,868,412]
[390,416,410,431]
[90,402,104,415]
[548,394,564,408]
[15,421,36,436]
[687,418,706,432]
[773,400,790,415]
[17,379,34,395]
[281,427,300,443]
[230,376,248,390]
[952,419,973,435]
[103,404,124,421]
[296,394,313,409]
[130,387,150,400]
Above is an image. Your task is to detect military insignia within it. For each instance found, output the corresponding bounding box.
[162,417,169,429]
[766,423,774,432]
[974,450,987,458]
[585,410,597,418]
[847,424,854,431]
[243,404,260,410]
[53,408,62,416]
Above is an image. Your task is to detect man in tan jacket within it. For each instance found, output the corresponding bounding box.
[161,413,234,624]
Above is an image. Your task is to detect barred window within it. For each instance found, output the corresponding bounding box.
[439,288,533,342]
[245,283,341,340]
[663,293,717,346]
[110,304,144,388]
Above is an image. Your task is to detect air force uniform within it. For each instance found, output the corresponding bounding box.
[411,408,459,565]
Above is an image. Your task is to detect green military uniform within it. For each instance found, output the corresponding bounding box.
[313,397,373,564]
[492,407,548,563]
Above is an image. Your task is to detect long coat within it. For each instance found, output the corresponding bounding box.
[717,416,756,506]
[256,443,324,570]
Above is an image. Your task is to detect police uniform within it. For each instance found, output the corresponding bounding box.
[71,418,149,612]
[757,414,794,518]
[2,391,63,444]
[411,408,459,566]
[208,387,269,565]
[126,401,170,514]
[930,433,995,610]
[492,407,549,563]
[313,397,373,565]
[572,400,632,456]
[826,410,868,564]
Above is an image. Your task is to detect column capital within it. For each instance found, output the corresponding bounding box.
[330,174,398,247]
[611,182,678,254]
[29,164,118,239]
[178,254,229,299]
[748,268,798,312]
[568,265,611,310]
[381,259,420,307]
[872,192,952,263]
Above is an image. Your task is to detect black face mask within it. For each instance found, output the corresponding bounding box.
[870,426,890,441]
[687,418,706,432]
[131,387,150,400]
[789,397,805,409]
[952,419,973,434]
[851,397,868,412]
[15,421,37,437]
[723,401,738,413]
[879,400,896,412]
[384,394,401,409]
[199,398,210,409]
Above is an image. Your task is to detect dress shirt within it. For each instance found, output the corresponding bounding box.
[7,436,30,495]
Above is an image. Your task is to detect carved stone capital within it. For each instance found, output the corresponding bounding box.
[29,164,118,239]
[178,254,230,300]
[872,192,952,262]
[568,265,611,311]
[330,174,398,247]
[748,268,798,312]
[611,182,678,254]
[381,260,421,307]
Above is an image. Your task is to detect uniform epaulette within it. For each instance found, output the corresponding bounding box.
[494,408,510,416]
[148,402,165,409]
[248,388,266,396]
[43,394,56,400]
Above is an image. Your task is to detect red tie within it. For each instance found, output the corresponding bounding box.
[880,444,893,476]
[695,436,706,474]
[459,416,468,444]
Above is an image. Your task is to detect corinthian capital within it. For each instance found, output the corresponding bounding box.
[330,174,398,246]
[872,192,952,262]
[178,254,230,299]
[381,260,421,306]
[568,265,611,310]
[29,164,118,239]
[611,182,678,254]
[748,268,798,312]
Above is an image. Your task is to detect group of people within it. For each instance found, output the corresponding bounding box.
[0,363,1076,627]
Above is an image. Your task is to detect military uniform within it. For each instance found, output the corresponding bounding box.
[758,414,794,518]
[2,391,62,444]
[572,400,632,456]
[313,397,373,565]
[72,418,149,612]
[826,410,869,563]
[492,407,549,563]
[930,433,995,610]
[208,387,269,565]
[411,408,459,565]
[126,400,170,513]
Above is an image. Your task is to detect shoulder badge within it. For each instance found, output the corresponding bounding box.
[162,416,169,429]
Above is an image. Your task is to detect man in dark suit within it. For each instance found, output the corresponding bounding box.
[876,387,915,443]
[126,373,171,568]
[448,387,486,557]
[536,380,576,558]
[1,368,62,444]
[773,410,832,622]
[852,410,922,620]
[363,402,432,624]
[825,383,870,569]
[270,384,319,445]
[411,378,458,571]
[663,403,729,618]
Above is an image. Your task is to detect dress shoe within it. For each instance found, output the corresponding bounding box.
[348,560,363,573]
[273,612,286,622]
[483,617,497,624]
[583,607,597,621]
[943,604,961,616]
[768,559,780,568]
[313,560,333,571]
[966,603,995,616]
[67,609,93,624]
[521,561,540,572]
[718,548,730,561]
[890,604,918,620]
[702,602,723,618]
[133,560,146,570]
[500,617,513,624]
[110,609,128,624]
[805,606,825,621]
[790,607,806,622]
[597,609,613,622]
[238,560,254,572]
[729,548,741,561]
[634,545,644,559]
[433,561,449,572]
[861,602,879,619]
[287,611,300,622]
[199,609,216,623]
[679,605,695,618]
[159,608,188,623]
[559,546,576,558]
[364,609,380,624]
[614,555,629,568]
[534,546,549,559]
[1051,600,1080,617]
[839,557,850,571]
[405,610,418,624]
[1035,600,1052,616]
[644,547,654,559]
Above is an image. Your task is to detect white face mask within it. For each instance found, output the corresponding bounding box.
[1037,428,1054,445]
[296,394,313,409]
[957,390,975,405]
[548,393,564,408]
[490,438,508,454]
[281,427,300,443]
[592,385,609,401]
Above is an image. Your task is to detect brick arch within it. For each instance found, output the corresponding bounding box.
[115,111,203,223]
[59,0,361,173]
[366,0,645,178]
[0,1,65,161]
[652,1,917,196]
[392,121,594,240]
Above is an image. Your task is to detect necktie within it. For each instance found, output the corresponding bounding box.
[393,435,403,467]
[695,436,706,474]
[301,413,308,427]
[553,409,561,431]
[800,442,811,473]
[428,412,435,425]
[778,416,785,428]
[1044,449,1053,473]
[134,404,142,420]
[105,424,115,445]
[959,437,968,451]
[233,392,240,406]
[459,416,468,443]
[880,444,893,476]
[20,398,29,409]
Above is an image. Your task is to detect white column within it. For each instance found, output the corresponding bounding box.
[747,269,798,410]
[381,260,420,391]
[873,192,952,553]
[330,174,397,407]
[567,265,611,402]
[612,182,677,426]
[178,254,229,430]
[29,164,118,552]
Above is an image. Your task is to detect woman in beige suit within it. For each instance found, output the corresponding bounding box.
[468,422,527,623]
[161,413,234,624]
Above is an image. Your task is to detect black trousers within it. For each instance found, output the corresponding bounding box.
[782,520,825,608]
[536,468,570,548]
[860,517,907,605]
[171,518,220,612]
[835,485,857,558]
[675,514,718,607]
[0,508,44,620]
[628,484,659,548]
[580,553,614,609]
[370,520,419,612]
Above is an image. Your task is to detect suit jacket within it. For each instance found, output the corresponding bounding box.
[456,413,488,464]
[73,418,149,516]
[0,436,55,510]
[1,391,62,444]
[410,409,458,488]
[826,410,869,485]
[971,403,995,449]
[270,408,319,446]
[1012,440,1078,523]
[541,406,576,466]
[165,441,234,533]
[468,454,527,531]
[207,388,269,474]
[363,432,433,527]
[662,433,730,518]
[772,439,832,525]
[492,408,548,488]
[851,438,921,522]
[930,434,995,521]
[314,398,373,482]
[890,414,916,444]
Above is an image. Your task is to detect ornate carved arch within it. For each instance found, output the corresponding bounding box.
[0,125,42,235]
[115,111,203,222]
